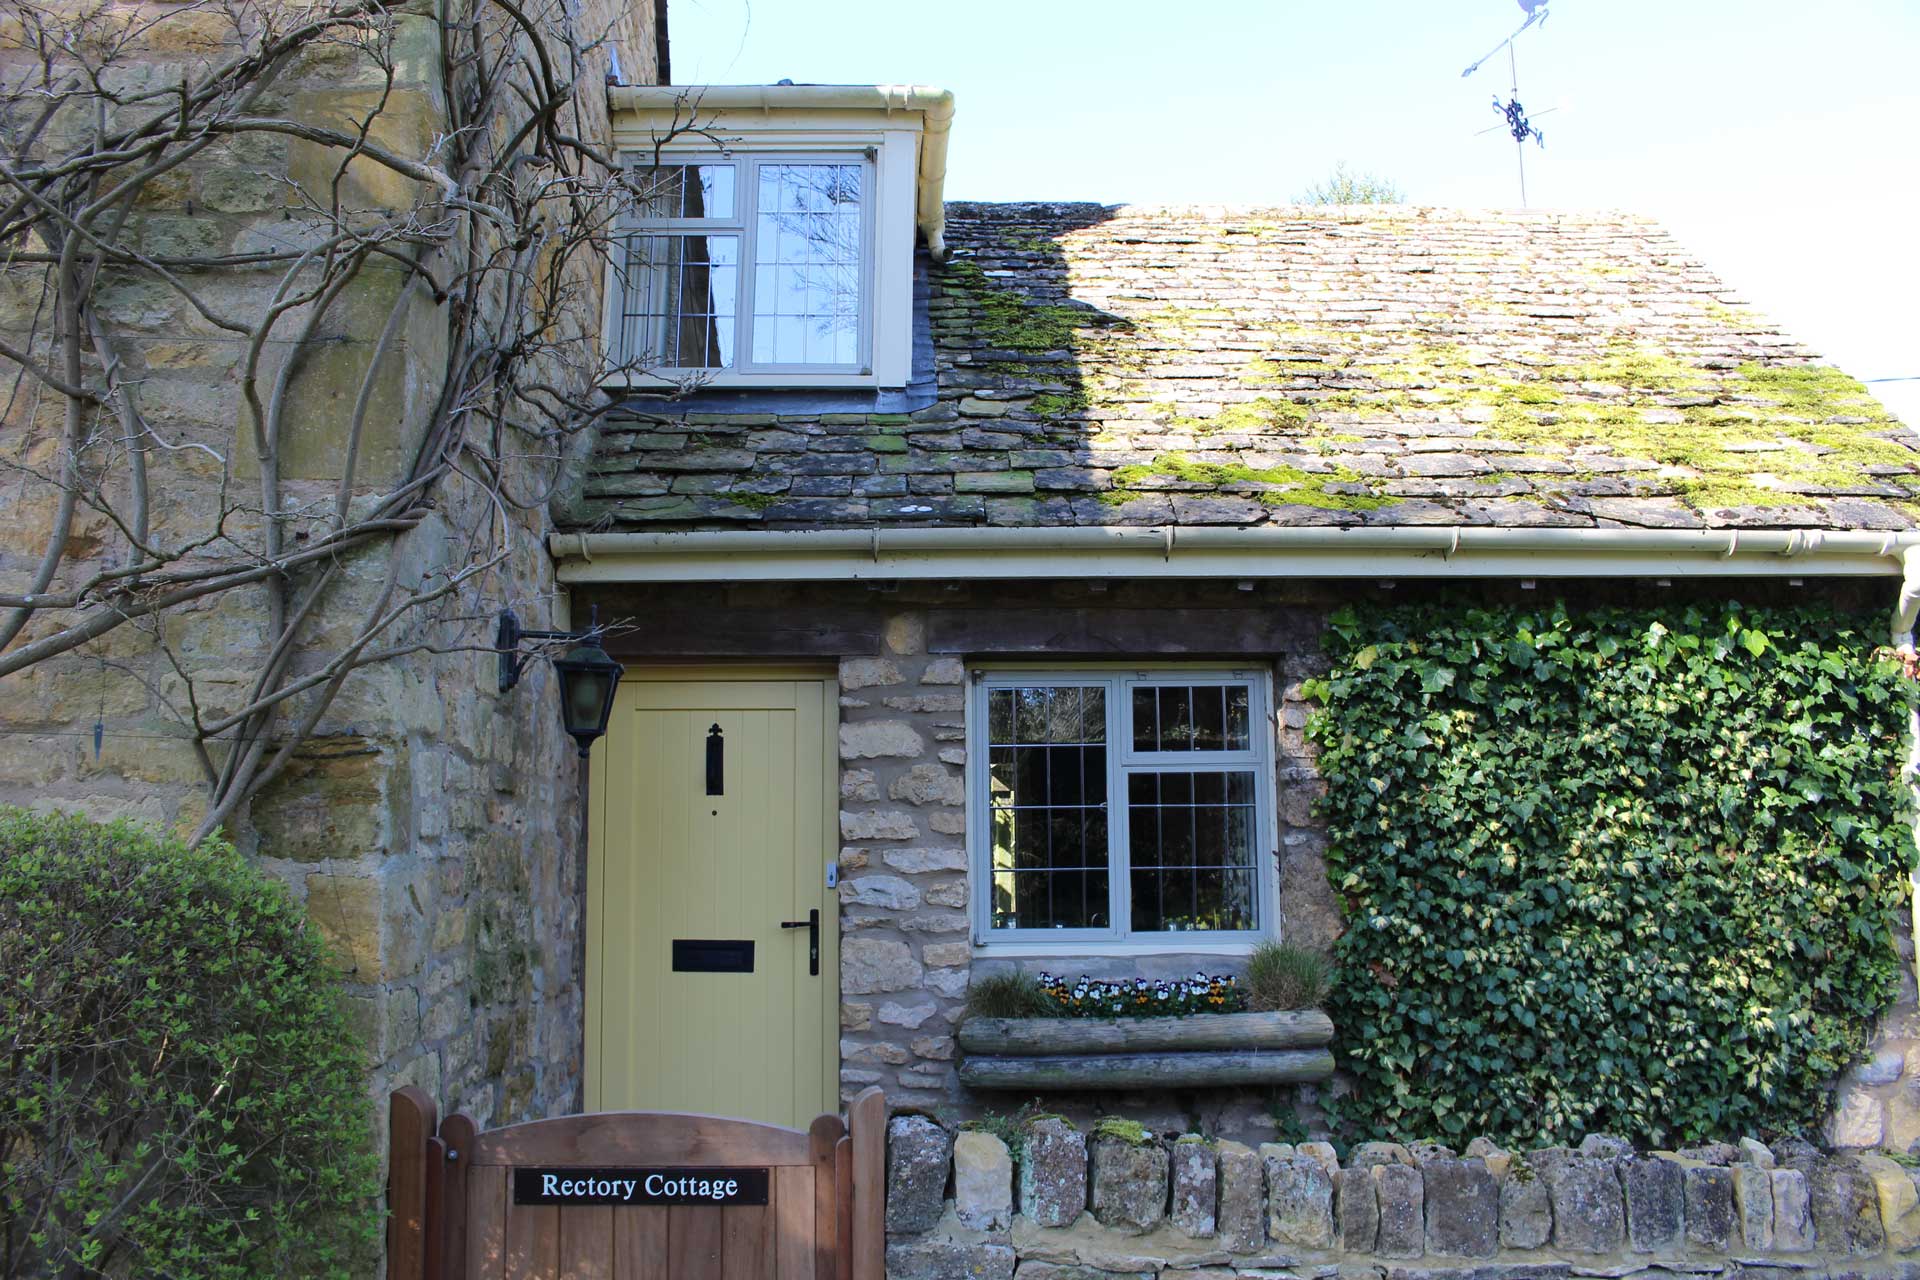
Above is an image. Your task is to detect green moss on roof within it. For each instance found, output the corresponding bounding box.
[1110,452,1393,511]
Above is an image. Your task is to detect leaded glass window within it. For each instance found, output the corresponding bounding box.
[617,155,870,376]
[973,672,1272,943]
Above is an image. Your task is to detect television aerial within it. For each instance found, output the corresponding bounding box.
[1462,1,1556,206]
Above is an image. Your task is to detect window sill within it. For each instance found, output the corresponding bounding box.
[970,938,1267,959]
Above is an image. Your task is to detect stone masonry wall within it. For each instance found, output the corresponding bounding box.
[883,1113,1920,1280]
[787,578,1920,1151]
[0,0,657,1146]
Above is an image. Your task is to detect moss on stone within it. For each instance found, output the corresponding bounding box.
[1109,452,1393,511]
[726,491,780,511]
[1093,1117,1153,1145]
[939,260,1109,352]
[1031,391,1089,420]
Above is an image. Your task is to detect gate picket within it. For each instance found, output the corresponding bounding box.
[611,1206,667,1280]
[558,1204,613,1279]
[391,1088,883,1280]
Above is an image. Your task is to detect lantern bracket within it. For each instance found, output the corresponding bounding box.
[496,608,607,692]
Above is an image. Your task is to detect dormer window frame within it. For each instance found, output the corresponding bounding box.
[601,117,932,392]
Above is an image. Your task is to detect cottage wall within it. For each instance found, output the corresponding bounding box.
[0,0,658,1132]
[579,576,1920,1150]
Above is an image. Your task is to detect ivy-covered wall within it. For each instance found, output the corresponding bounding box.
[1312,602,1917,1147]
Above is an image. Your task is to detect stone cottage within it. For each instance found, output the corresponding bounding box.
[2,0,1919,1184]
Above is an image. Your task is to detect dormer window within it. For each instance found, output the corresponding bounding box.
[604,85,954,391]
[617,155,871,374]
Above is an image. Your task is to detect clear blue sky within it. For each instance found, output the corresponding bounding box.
[666,1,1920,423]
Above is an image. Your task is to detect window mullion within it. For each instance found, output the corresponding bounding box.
[737,157,758,371]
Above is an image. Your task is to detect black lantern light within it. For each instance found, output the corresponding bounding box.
[496,608,625,758]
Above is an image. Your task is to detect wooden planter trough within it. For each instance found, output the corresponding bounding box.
[956,1009,1335,1090]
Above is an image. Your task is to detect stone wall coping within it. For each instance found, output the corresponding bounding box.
[883,1120,1920,1280]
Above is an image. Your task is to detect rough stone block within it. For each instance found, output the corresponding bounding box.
[1464,1137,1512,1182]
[1855,1153,1920,1251]
[1421,1157,1497,1258]
[1019,1118,1087,1229]
[887,1116,952,1234]
[1577,1134,1635,1162]
[1808,1158,1885,1255]
[953,1131,1013,1232]
[841,938,923,994]
[1266,1155,1334,1249]
[1374,1162,1425,1259]
[1621,1156,1684,1253]
[1739,1136,1777,1170]
[1297,1140,1340,1177]
[1170,1137,1217,1238]
[1336,1166,1380,1253]
[1771,1167,1815,1252]
[884,1232,1014,1280]
[1684,1165,1735,1250]
[1090,1135,1168,1234]
[1214,1139,1264,1253]
[1498,1170,1552,1249]
[1350,1141,1413,1170]
[1733,1160,1774,1251]
[1546,1158,1625,1254]
[840,719,926,759]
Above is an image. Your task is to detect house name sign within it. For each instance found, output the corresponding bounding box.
[511,1166,769,1206]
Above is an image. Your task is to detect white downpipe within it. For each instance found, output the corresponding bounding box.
[1898,546,1920,997]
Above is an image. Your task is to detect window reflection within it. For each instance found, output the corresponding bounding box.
[751,164,863,367]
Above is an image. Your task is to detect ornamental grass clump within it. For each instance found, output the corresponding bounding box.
[1313,602,1916,1148]
[964,971,1060,1019]
[1245,942,1333,1011]
[0,809,380,1280]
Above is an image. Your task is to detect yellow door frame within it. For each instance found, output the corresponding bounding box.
[584,663,841,1119]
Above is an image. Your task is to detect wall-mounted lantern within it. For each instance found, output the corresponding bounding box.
[496,608,625,758]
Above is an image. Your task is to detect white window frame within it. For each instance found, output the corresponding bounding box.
[966,666,1280,956]
[603,130,922,390]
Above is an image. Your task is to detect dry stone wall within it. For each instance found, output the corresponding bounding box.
[884,1116,1920,1280]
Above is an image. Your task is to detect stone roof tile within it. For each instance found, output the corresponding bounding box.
[568,203,1916,532]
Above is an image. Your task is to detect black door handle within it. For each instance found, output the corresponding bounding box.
[780,908,820,976]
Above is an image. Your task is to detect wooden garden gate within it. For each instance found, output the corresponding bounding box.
[387,1087,885,1280]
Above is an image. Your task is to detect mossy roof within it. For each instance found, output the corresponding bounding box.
[570,203,1917,532]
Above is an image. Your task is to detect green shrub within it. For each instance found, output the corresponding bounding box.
[1245,942,1333,1011]
[1311,603,1915,1147]
[964,971,1060,1019]
[0,809,380,1279]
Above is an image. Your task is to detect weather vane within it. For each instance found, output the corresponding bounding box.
[1463,0,1555,206]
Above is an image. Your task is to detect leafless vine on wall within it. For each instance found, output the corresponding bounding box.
[0,0,705,839]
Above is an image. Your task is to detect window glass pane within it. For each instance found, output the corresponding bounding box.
[987,686,1109,931]
[751,163,863,366]
[620,234,737,368]
[633,163,734,219]
[1132,683,1254,752]
[1126,769,1257,932]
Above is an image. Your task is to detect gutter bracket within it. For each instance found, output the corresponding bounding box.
[1444,528,1461,560]
[1722,532,1738,559]
[1163,527,1174,562]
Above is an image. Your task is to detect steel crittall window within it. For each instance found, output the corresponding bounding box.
[616,155,871,375]
[972,672,1272,945]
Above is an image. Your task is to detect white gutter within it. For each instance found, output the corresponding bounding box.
[607,84,956,260]
[553,525,1919,586]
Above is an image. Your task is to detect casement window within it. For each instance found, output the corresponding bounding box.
[610,153,876,381]
[968,671,1276,949]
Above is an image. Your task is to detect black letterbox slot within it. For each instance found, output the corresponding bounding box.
[672,939,755,973]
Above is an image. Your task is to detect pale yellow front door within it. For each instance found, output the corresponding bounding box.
[586,671,838,1127]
